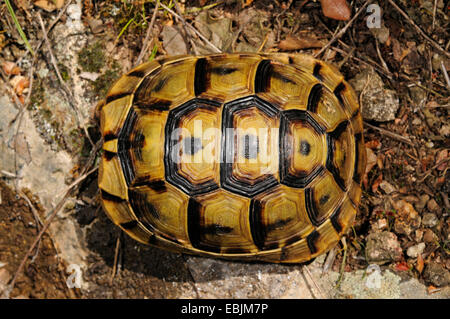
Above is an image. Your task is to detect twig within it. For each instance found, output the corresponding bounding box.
[417,157,450,183]
[159,2,221,53]
[364,122,415,146]
[322,246,338,275]
[302,264,327,299]
[387,0,450,58]
[135,0,160,66]
[441,61,450,89]
[335,237,348,289]
[313,0,371,58]
[375,39,390,74]
[5,140,102,298]
[110,233,121,284]
[432,0,437,31]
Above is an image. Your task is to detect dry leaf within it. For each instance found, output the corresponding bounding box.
[10,75,29,95]
[416,254,424,274]
[435,149,448,171]
[320,0,351,21]
[365,139,381,149]
[2,61,21,75]
[278,35,324,51]
[34,0,64,12]
[363,147,377,188]
[371,173,383,193]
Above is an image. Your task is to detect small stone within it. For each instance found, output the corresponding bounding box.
[415,229,423,242]
[423,262,450,287]
[411,117,421,125]
[439,124,450,137]
[349,68,399,122]
[415,194,429,211]
[422,213,438,227]
[426,199,440,213]
[0,268,11,295]
[366,231,403,265]
[380,181,396,194]
[423,229,437,243]
[87,18,104,34]
[406,243,426,258]
[425,141,434,148]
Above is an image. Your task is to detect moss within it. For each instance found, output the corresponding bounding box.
[58,62,70,81]
[91,62,121,98]
[78,42,106,72]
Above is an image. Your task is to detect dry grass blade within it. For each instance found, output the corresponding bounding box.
[364,122,415,146]
[135,0,160,66]
[4,0,35,56]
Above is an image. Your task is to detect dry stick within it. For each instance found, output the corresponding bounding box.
[364,122,414,146]
[375,39,390,74]
[387,0,450,58]
[441,61,450,89]
[313,0,371,58]
[6,140,101,298]
[110,234,121,284]
[135,0,160,66]
[302,265,327,299]
[159,2,221,53]
[172,0,200,55]
[36,12,94,148]
[417,157,450,183]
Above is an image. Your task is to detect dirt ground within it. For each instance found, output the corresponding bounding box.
[0,0,448,298]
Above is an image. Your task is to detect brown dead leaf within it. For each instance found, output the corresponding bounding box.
[10,75,29,96]
[391,38,410,62]
[371,173,383,193]
[319,0,351,21]
[365,139,381,149]
[2,61,21,75]
[436,149,448,171]
[34,0,64,12]
[363,147,377,188]
[416,253,424,274]
[278,35,324,51]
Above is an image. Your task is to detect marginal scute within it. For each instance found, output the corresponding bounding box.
[98,154,128,200]
[100,95,133,139]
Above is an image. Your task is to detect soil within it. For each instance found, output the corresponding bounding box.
[0,0,448,298]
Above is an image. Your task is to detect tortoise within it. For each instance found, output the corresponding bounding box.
[98,53,365,263]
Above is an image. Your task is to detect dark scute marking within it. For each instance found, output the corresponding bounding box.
[202,224,234,235]
[288,56,294,64]
[299,140,311,156]
[271,71,296,85]
[131,175,151,187]
[187,198,202,249]
[254,59,272,93]
[153,75,170,92]
[325,120,350,192]
[249,199,265,250]
[183,137,203,155]
[210,67,238,75]
[266,217,293,233]
[313,62,323,81]
[135,99,171,112]
[305,187,320,226]
[307,83,323,113]
[319,194,330,206]
[243,134,259,159]
[147,180,167,192]
[333,82,346,107]
[306,230,320,255]
[103,151,116,161]
[330,205,343,234]
[353,133,363,184]
[148,234,158,246]
[127,69,147,78]
[194,58,208,96]
[100,189,125,203]
[120,220,138,230]
[105,92,129,104]
[103,132,117,142]
[128,189,160,221]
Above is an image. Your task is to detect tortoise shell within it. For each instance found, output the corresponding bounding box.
[98,53,365,263]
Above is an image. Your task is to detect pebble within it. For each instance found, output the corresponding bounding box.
[423,262,450,287]
[365,231,403,265]
[422,213,439,227]
[406,243,426,258]
[380,181,396,194]
[423,229,437,243]
[426,199,440,213]
[415,194,429,211]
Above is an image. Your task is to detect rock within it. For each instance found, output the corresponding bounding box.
[380,181,396,194]
[406,243,426,258]
[426,199,440,213]
[87,18,104,34]
[161,26,188,55]
[422,213,438,227]
[0,268,11,296]
[392,200,421,236]
[348,68,399,122]
[366,231,403,265]
[423,229,438,243]
[423,262,450,287]
[415,194,430,211]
